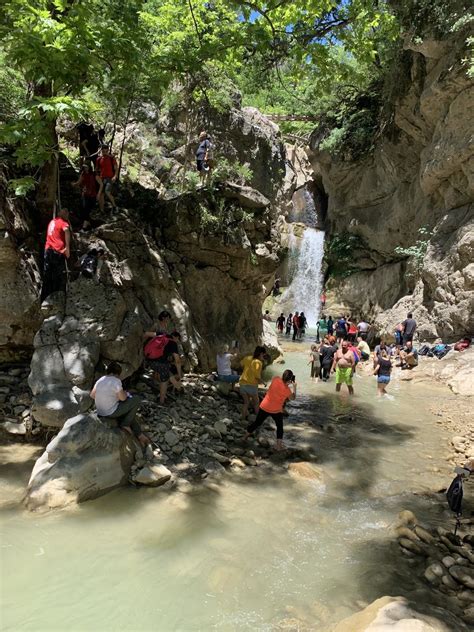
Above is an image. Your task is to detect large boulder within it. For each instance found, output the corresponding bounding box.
[331,596,468,632]
[25,413,137,510]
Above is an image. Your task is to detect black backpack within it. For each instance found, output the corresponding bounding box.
[447,475,463,516]
[81,254,97,278]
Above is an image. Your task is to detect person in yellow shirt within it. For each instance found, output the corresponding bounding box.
[239,346,267,420]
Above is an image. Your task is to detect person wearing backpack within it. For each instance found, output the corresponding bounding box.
[96,144,118,212]
[144,331,183,405]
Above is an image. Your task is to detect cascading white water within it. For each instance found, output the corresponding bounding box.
[284,227,325,325]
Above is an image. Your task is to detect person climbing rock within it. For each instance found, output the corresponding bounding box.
[320,291,326,307]
[196,130,213,185]
[276,313,285,333]
[285,313,293,336]
[239,345,266,420]
[40,208,71,302]
[373,350,392,396]
[245,369,296,451]
[90,362,150,447]
[76,121,100,167]
[153,310,172,335]
[145,331,183,405]
[402,312,417,345]
[332,340,355,395]
[96,145,118,212]
[72,163,97,230]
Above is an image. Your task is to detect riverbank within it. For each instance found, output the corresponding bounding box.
[1,342,473,630]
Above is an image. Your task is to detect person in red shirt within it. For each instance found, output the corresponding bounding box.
[245,369,297,450]
[96,144,118,212]
[40,208,71,302]
[73,163,97,229]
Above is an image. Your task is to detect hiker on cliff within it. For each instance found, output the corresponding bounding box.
[276,313,285,333]
[76,121,100,167]
[96,145,118,212]
[401,312,417,345]
[144,331,183,405]
[196,131,213,185]
[40,208,71,302]
[285,313,293,336]
[373,350,393,396]
[332,340,355,395]
[90,361,150,447]
[72,163,97,230]
[245,369,296,451]
[216,344,240,388]
[239,345,266,420]
[320,291,326,307]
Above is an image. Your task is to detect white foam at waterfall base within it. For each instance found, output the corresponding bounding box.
[284,228,325,326]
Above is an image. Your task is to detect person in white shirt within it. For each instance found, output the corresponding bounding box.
[216,344,239,387]
[357,320,370,339]
[90,362,149,447]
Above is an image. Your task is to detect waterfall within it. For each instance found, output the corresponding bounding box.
[284,228,325,325]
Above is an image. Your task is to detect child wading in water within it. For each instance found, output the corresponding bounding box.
[308,344,319,380]
[244,369,297,451]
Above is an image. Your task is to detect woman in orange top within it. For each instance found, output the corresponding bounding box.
[245,369,297,450]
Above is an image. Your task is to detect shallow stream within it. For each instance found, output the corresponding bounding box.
[0,341,460,631]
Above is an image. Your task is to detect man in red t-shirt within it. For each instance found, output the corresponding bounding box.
[96,145,118,212]
[40,208,71,302]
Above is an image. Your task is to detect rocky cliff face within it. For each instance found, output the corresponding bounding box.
[0,105,291,427]
[309,30,473,340]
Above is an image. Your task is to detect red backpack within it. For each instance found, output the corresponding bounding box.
[144,334,168,360]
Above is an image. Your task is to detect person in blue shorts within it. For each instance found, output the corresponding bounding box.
[373,350,393,396]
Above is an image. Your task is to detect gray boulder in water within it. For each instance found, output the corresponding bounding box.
[25,413,136,510]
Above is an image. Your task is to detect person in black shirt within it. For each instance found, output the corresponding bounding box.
[76,122,100,166]
[196,131,213,185]
[401,312,417,345]
[319,337,336,381]
[373,350,392,396]
[399,340,418,370]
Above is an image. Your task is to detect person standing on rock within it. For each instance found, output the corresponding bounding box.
[357,318,370,340]
[373,350,393,396]
[286,313,293,336]
[96,144,118,212]
[332,340,355,395]
[239,345,266,420]
[90,361,150,447]
[245,369,296,451]
[401,312,417,345]
[216,344,239,388]
[276,313,285,333]
[40,208,71,302]
[196,130,213,186]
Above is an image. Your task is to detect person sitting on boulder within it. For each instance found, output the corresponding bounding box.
[244,369,297,451]
[357,336,370,361]
[145,331,183,405]
[216,344,239,388]
[90,361,150,447]
[399,340,418,370]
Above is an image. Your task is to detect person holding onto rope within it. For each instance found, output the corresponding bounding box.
[40,208,71,302]
[244,369,297,451]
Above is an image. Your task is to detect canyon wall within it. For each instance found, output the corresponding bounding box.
[309,29,473,340]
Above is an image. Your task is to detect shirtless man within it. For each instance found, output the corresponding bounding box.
[332,340,355,395]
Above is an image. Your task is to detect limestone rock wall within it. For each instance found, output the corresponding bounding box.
[309,30,474,340]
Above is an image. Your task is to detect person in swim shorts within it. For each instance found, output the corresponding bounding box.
[332,340,355,395]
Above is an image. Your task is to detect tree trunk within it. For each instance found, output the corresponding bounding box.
[34,83,59,227]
